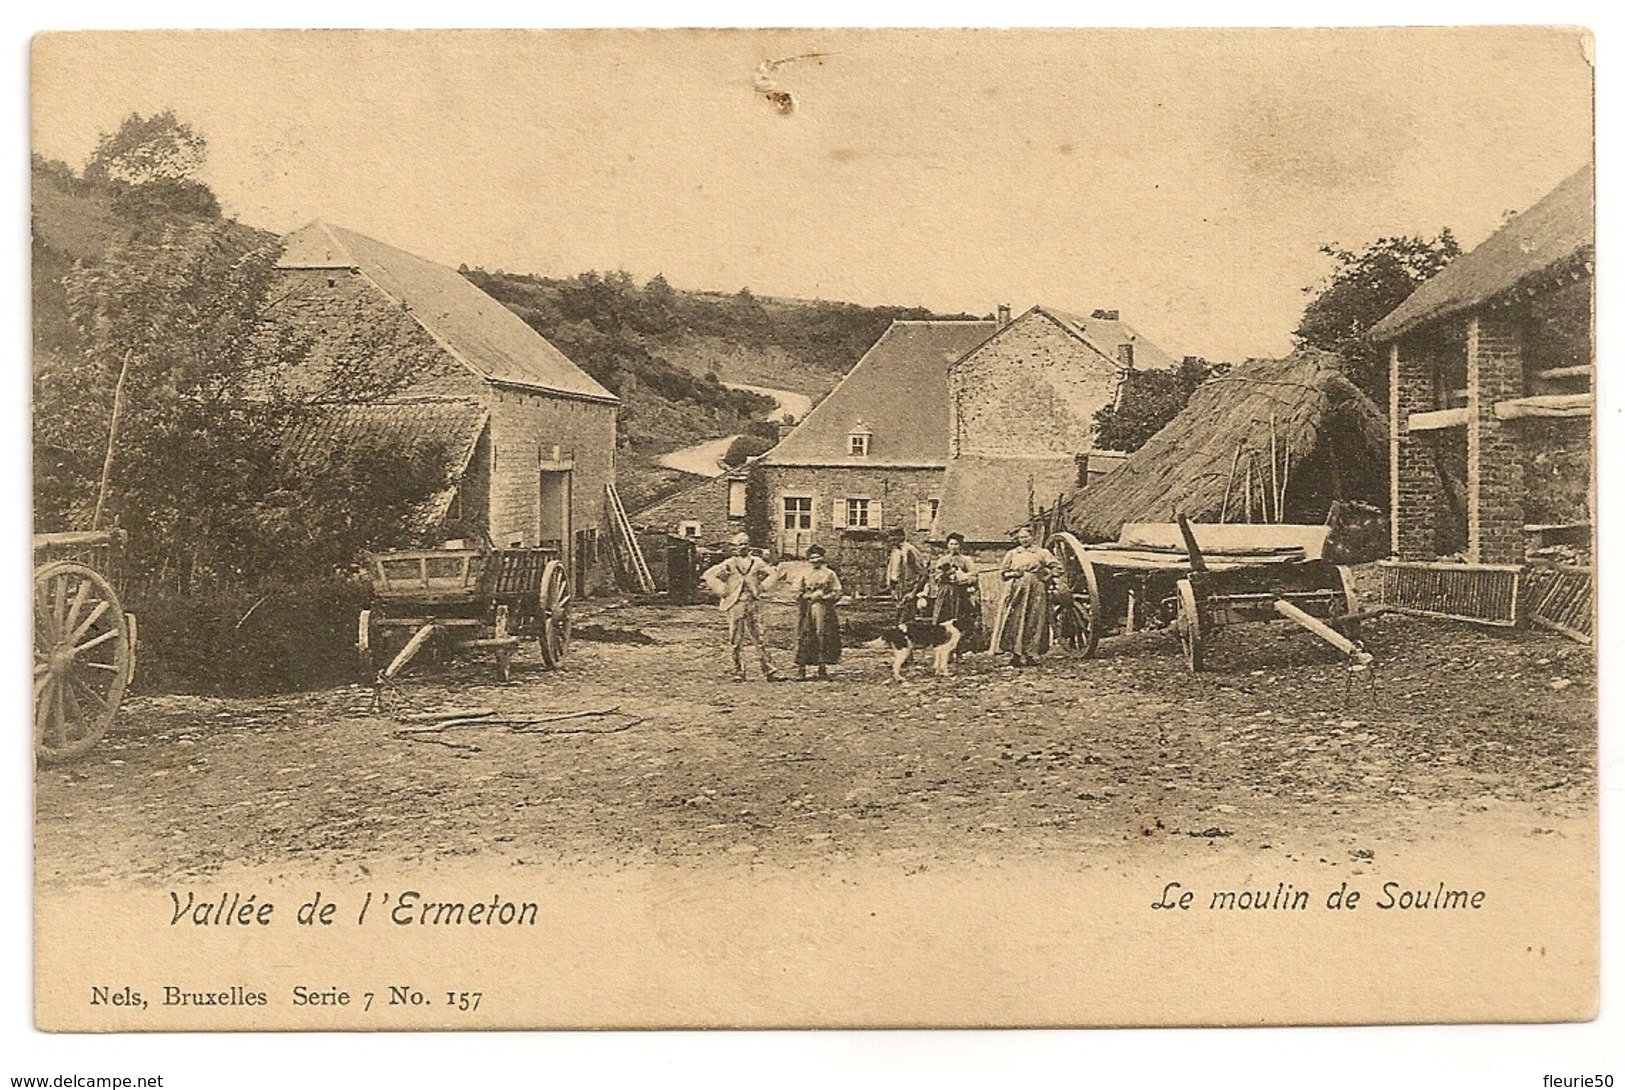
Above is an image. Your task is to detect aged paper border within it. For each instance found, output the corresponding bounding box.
[9,3,1623,1084]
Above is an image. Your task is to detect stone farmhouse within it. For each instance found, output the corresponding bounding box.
[268,222,620,592]
[934,305,1176,548]
[752,319,998,557]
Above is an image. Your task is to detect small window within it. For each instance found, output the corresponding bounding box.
[846,497,871,528]
[848,421,872,457]
[916,498,940,532]
[678,520,702,539]
[783,496,813,531]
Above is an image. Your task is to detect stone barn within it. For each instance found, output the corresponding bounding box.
[268,222,620,591]
[1369,164,1593,637]
[936,305,1175,549]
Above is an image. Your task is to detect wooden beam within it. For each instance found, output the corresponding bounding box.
[1535,365,1593,381]
[1406,407,1469,432]
[1492,393,1593,420]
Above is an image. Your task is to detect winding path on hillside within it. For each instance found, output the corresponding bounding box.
[657,381,812,478]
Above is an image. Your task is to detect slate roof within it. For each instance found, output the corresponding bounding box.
[281,399,490,532]
[1369,164,1594,343]
[758,320,997,467]
[1035,307,1178,372]
[279,222,617,403]
[934,454,1081,545]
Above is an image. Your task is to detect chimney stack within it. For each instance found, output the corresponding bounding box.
[996,303,1012,329]
[1090,308,1120,321]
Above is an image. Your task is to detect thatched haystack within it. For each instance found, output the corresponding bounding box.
[1062,349,1387,543]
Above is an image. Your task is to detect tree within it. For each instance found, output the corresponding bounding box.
[1295,231,1461,403]
[82,109,220,223]
[83,109,209,187]
[1092,357,1223,453]
[45,220,446,586]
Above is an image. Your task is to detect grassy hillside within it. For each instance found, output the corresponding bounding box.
[462,269,975,508]
[32,156,968,513]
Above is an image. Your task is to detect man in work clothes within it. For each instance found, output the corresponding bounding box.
[702,532,783,681]
[885,528,927,622]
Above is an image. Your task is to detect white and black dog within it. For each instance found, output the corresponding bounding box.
[872,618,963,682]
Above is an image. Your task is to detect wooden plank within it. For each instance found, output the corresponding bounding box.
[1493,393,1593,420]
[1406,407,1469,432]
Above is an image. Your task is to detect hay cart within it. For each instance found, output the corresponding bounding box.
[33,530,137,764]
[1047,517,1368,672]
[358,544,571,687]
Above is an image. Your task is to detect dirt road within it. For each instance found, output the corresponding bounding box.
[34,597,1594,890]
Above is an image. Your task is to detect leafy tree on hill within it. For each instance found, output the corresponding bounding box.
[1092,357,1226,453]
[1295,231,1460,403]
[82,109,221,225]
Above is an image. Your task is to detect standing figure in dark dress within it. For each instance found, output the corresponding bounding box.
[793,544,843,680]
[928,531,982,656]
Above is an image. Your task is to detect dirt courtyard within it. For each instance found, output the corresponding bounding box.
[34,588,1596,891]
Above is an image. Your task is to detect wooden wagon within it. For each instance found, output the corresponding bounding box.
[33,530,137,763]
[1047,518,1368,672]
[358,544,570,686]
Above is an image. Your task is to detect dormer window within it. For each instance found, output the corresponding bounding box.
[849,422,872,457]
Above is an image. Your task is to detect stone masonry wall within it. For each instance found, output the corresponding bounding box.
[1467,315,1526,565]
[1391,340,1441,559]
[759,465,944,554]
[948,314,1121,458]
[488,387,616,545]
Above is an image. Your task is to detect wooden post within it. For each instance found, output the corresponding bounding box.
[92,350,133,532]
[1269,414,1279,523]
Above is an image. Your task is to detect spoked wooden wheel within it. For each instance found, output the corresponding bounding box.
[538,560,572,668]
[1047,532,1101,657]
[1174,578,1205,673]
[34,561,130,764]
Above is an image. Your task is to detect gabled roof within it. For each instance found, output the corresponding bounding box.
[934,454,1081,545]
[280,398,490,533]
[758,320,997,467]
[1369,164,1594,343]
[279,222,618,404]
[952,306,1177,375]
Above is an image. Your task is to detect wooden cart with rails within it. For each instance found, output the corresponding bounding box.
[358,544,571,687]
[1047,516,1368,672]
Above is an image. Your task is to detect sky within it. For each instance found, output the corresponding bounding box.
[28,27,1593,363]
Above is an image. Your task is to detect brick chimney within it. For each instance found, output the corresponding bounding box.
[996,303,1012,329]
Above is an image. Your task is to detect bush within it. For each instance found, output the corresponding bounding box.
[127,576,373,695]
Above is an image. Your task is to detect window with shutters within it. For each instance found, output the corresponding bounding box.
[783,495,812,531]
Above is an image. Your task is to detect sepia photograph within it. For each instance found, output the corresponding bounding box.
[16,19,1614,1070]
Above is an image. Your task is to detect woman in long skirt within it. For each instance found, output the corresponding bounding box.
[794,545,843,679]
[929,531,982,655]
[994,526,1058,667]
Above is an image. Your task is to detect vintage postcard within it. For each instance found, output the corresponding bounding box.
[28,27,1599,1034]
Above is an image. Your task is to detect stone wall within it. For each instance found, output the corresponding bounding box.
[948,313,1121,458]
[758,464,944,555]
[1466,316,1526,565]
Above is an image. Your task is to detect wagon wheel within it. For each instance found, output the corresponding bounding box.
[1047,531,1100,657]
[538,560,572,668]
[1174,578,1205,673]
[34,561,130,764]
